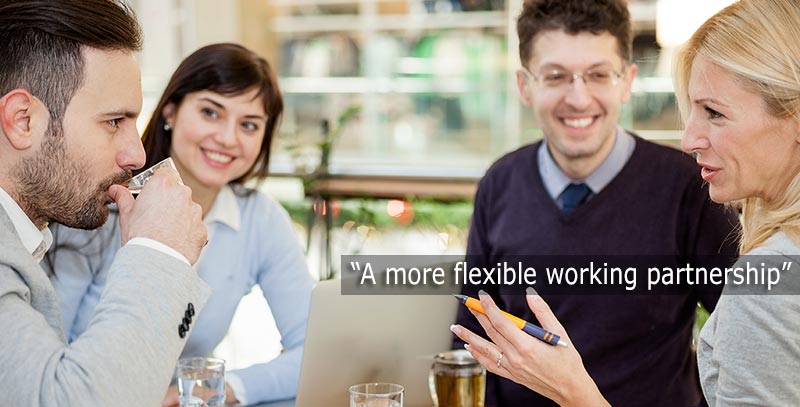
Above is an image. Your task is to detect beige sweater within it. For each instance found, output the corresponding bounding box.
[0,207,210,406]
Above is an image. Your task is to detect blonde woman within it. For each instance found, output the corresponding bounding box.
[451,0,800,405]
[675,0,800,404]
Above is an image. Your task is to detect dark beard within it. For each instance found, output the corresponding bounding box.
[11,121,131,230]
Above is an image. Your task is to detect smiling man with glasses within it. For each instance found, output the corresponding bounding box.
[453,1,740,406]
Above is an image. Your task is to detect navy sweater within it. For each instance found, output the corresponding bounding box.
[455,136,740,407]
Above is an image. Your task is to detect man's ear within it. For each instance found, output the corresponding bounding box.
[619,63,638,104]
[516,69,533,108]
[0,89,39,151]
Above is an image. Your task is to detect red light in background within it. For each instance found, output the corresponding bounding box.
[386,199,414,224]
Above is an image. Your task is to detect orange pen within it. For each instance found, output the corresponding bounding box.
[454,294,568,347]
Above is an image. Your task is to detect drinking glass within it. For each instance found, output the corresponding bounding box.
[126,157,182,195]
[176,357,225,407]
[349,382,404,407]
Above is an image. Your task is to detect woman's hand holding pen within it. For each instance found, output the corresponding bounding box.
[450,289,610,407]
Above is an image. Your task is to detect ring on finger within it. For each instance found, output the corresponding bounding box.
[496,351,504,369]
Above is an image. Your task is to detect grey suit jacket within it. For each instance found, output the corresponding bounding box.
[0,206,210,406]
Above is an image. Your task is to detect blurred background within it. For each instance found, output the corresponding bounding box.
[129,0,733,371]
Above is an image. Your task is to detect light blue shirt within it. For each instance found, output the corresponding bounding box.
[47,185,314,405]
[538,127,635,206]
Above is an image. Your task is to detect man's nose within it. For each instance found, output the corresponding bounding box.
[118,126,146,171]
[563,77,593,110]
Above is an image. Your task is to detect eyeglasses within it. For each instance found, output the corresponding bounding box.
[521,67,625,91]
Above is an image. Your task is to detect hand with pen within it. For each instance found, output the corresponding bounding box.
[450,288,611,407]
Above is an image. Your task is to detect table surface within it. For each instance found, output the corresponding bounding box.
[251,399,295,407]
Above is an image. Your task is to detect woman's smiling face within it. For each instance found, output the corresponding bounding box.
[165,88,266,190]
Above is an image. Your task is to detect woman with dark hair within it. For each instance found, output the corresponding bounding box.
[46,43,314,406]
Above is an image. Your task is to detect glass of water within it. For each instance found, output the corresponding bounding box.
[176,357,225,407]
[349,383,404,407]
[126,157,182,195]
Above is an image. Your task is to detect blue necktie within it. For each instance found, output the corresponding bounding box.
[561,183,591,212]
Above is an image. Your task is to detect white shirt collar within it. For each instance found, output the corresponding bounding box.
[0,186,53,262]
[204,184,241,232]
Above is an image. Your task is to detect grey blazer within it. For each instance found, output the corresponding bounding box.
[0,206,210,406]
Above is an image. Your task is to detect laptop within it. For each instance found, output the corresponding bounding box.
[295,279,459,407]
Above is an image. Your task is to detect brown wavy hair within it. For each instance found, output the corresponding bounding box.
[516,0,632,68]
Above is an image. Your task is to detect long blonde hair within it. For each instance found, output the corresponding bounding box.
[674,0,800,254]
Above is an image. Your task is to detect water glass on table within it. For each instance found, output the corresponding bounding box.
[176,357,225,407]
[349,383,404,407]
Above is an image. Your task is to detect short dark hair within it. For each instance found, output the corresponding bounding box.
[517,0,632,68]
[0,0,142,125]
[141,43,283,185]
